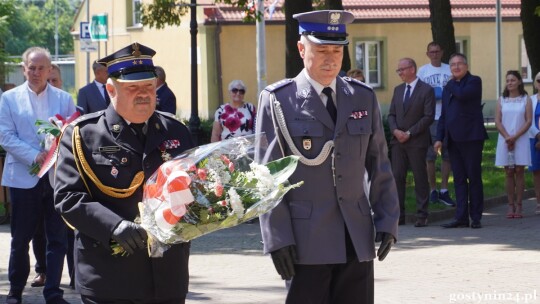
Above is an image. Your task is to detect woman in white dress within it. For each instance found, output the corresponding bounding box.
[495,70,532,218]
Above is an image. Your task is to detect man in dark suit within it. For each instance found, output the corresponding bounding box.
[77,61,110,114]
[435,53,488,229]
[54,43,194,303]
[155,66,177,115]
[388,58,435,227]
[256,10,399,304]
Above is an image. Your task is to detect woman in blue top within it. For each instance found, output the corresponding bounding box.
[528,71,540,215]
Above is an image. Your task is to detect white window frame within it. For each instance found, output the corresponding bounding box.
[455,40,466,54]
[354,40,381,87]
[132,0,142,26]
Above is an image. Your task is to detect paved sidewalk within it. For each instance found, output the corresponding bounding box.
[1,199,539,304]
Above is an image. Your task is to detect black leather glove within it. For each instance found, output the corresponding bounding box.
[111,220,148,255]
[270,245,297,280]
[375,232,396,261]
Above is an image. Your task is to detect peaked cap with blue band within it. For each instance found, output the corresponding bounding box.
[293,10,354,45]
[97,42,157,82]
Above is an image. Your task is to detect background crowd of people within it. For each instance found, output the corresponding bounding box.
[1,11,540,304]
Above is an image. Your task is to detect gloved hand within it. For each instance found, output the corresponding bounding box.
[375,232,396,261]
[270,245,297,280]
[111,220,148,255]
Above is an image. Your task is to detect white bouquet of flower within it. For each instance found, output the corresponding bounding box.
[139,134,302,257]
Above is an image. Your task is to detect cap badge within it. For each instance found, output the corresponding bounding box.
[329,12,341,25]
[132,43,141,57]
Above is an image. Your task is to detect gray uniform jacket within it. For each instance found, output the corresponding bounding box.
[256,70,399,265]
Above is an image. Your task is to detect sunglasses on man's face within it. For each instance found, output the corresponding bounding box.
[536,79,540,84]
[231,88,246,94]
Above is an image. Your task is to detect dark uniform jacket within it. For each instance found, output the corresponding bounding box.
[256,70,399,264]
[54,107,193,299]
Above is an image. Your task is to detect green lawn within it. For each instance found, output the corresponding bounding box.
[404,129,533,212]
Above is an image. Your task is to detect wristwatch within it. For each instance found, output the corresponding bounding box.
[406,130,411,136]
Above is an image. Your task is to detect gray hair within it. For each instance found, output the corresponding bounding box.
[22,47,51,66]
[155,66,166,82]
[228,79,246,91]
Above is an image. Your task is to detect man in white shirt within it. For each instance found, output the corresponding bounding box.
[0,46,76,304]
[417,41,455,207]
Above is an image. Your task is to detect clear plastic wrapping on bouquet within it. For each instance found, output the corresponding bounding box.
[140,134,302,257]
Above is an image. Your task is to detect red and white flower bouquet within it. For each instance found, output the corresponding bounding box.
[139,134,302,257]
[30,112,81,177]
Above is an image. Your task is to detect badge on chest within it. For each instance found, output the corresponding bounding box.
[302,137,312,151]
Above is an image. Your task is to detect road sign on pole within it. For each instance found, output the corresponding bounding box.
[90,14,108,41]
[80,21,97,52]
[80,22,91,40]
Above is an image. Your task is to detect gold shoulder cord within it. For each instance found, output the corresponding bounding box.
[72,126,144,198]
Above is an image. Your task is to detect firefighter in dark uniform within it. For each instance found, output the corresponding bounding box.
[54,43,194,304]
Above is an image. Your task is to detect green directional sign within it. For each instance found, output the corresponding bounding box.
[90,14,108,41]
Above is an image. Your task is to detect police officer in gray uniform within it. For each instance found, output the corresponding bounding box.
[54,43,193,303]
[256,10,400,303]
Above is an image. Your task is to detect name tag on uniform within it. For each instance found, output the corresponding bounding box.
[99,146,121,153]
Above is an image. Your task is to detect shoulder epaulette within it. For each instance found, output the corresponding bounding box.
[155,110,177,119]
[342,76,373,91]
[70,110,104,127]
[264,79,294,92]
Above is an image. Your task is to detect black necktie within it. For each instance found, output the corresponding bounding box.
[322,87,337,124]
[403,84,411,108]
[131,123,146,144]
[103,85,110,106]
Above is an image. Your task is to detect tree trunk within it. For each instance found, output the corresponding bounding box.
[284,0,312,78]
[428,0,456,63]
[522,0,540,89]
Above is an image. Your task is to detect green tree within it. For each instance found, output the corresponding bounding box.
[141,0,348,78]
[0,0,18,86]
[4,0,77,56]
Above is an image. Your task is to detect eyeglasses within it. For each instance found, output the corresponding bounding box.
[428,50,441,54]
[536,79,540,83]
[395,66,413,74]
[231,88,245,94]
[450,62,466,68]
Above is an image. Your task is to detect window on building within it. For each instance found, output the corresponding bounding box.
[521,38,532,82]
[354,40,382,87]
[455,39,468,57]
[132,0,142,26]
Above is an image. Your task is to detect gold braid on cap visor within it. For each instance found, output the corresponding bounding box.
[72,125,144,198]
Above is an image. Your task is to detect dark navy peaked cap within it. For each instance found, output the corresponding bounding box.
[97,42,157,82]
[293,10,354,45]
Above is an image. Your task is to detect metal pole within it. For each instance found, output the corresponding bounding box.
[86,0,90,84]
[188,0,201,145]
[495,0,501,97]
[256,0,267,94]
[54,0,58,60]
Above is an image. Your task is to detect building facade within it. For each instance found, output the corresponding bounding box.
[71,0,527,119]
